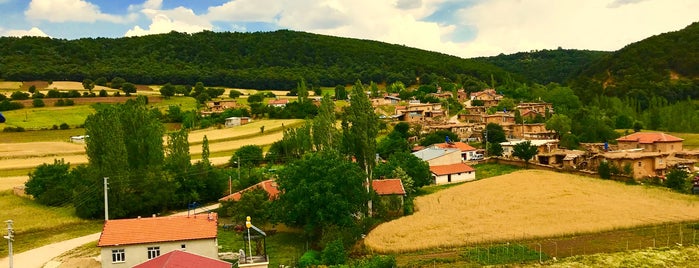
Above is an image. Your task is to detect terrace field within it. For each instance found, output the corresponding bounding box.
[365,169,699,253]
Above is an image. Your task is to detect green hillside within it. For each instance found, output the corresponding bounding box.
[571,22,699,104]
[476,48,609,85]
[0,30,512,90]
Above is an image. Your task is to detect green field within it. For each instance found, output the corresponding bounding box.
[0,190,103,258]
[2,105,95,130]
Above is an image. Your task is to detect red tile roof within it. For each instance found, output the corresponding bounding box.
[133,250,231,268]
[268,99,289,105]
[616,132,683,144]
[372,179,406,195]
[219,179,280,202]
[433,142,477,152]
[429,163,475,176]
[98,214,218,247]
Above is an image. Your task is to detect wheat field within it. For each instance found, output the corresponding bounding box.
[364,169,699,253]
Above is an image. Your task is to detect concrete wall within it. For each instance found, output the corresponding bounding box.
[434,170,475,185]
[426,150,463,166]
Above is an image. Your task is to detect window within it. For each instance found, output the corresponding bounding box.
[638,161,642,167]
[181,244,186,250]
[111,249,125,263]
[147,247,160,259]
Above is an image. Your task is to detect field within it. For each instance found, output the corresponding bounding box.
[364,169,699,253]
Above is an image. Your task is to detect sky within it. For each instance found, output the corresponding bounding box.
[0,0,697,58]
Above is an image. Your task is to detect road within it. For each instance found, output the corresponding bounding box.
[0,203,221,268]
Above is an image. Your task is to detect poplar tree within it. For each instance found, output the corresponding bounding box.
[312,94,337,151]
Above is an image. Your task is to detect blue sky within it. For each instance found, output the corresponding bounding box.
[1,0,697,58]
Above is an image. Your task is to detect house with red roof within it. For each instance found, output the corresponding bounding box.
[616,132,684,153]
[267,99,289,108]
[429,163,476,185]
[133,250,231,268]
[219,179,280,202]
[372,179,407,216]
[98,213,219,268]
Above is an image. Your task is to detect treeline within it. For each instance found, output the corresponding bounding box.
[0,30,513,90]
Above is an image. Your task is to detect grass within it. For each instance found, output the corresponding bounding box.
[668,132,699,149]
[149,96,198,112]
[365,169,699,253]
[0,81,22,90]
[0,190,103,258]
[1,105,95,130]
[218,228,306,267]
[531,245,699,267]
[0,128,85,143]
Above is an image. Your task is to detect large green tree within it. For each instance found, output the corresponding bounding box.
[25,159,73,206]
[312,94,338,151]
[275,151,368,238]
[512,140,538,168]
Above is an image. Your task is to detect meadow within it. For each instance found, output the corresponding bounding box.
[364,169,699,253]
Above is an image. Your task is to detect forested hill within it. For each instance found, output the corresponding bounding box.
[0,30,512,90]
[570,21,699,103]
[475,49,609,85]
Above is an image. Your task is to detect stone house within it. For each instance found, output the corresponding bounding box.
[616,132,684,153]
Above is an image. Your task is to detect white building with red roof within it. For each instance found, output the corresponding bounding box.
[98,213,219,268]
[133,250,231,268]
[432,142,478,161]
[616,132,684,153]
[429,163,476,185]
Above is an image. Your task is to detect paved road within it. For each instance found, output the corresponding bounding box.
[0,203,221,268]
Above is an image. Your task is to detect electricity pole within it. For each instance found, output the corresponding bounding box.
[4,220,14,268]
[104,177,109,221]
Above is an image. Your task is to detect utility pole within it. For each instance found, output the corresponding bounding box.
[484,129,488,157]
[237,156,241,183]
[4,220,14,268]
[103,177,109,221]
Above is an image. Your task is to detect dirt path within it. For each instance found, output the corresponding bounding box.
[0,204,221,268]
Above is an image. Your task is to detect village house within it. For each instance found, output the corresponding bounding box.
[372,179,407,215]
[219,179,280,202]
[535,149,588,169]
[224,116,251,127]
[516,102,553,116]
[500,139,559,159]
[432,141,479,161]
[394,103,444,122]
[412,147,462,166]
[459,106,487,123]
[98,214,219,268]
[616,132,684,153]
[483,111,515,125]
[267,99,289,108]
[469,89,503,107]
[503,123,556,140]
[429,162,476,185]
[133,250,231,268]
[204,100,238,114]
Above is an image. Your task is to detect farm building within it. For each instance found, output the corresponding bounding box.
[616,132,684,153]
[133,250,231,268]
[500,139,559,159]
[98,213,219,268]
[224,116,251,127]
[412,147,462,166]
[429,163,476,185]
[219,179,280,202]
[372,179,407,215]
[432,142,478,161]
[267,99,289,107]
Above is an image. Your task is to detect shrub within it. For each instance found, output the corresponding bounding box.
[3,126,25,132]
[298,250,321,268]
[229,89,243,98]
[55,99,65,106]
[28,85,37,93]
[11,91,30,100]
[67,90,81,98]
[47,89,61,98]
[52,125,59,130]
[99,89,108,97]
[59,123,70,130]
[0,94,5,101]
[32,98,45,107]
[322,238,347,265]
[0,100,24,111]
[598,161,612,179]
[350,255,397,268]
[32,92,45,99]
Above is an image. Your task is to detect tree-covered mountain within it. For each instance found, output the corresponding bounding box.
[571,22,699,105]
[475,48,609,85]
[0,30,513,90]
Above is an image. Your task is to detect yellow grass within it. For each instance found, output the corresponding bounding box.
[364,169,699,253]
[0,81,22,89]
[187,119,301,143]
[0,142,85,159]
[0,176,28,191]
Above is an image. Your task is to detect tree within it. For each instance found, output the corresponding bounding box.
[275,151,368,238]
[377,131,410,159]
[419,130,459,146]
[666,168,690,193]
[546,114,572,139]
[321,238,347,265]
[598,161,612,179]
[312,94,337,151]
[95,77,107,86]
[370,81,380,98]
[232,145,264,169]
[25,159,73,206]
[334,85,348,100]
[159,83,175,98]
[487,142,504,157]
[110,77,126,89]
[32,98,45,107]
[201,135,210,164]
[164,129,190,173]
[373,151,431,188]
[121,82,137,95]
[229,89,242,98]
[345,80,379,215]
[82,78,95,91]
[484,123,507,143]
[222,187,272,225]
[512,140,538,168]
[296,78,309,103]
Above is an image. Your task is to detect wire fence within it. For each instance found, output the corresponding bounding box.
[458,222,699,265]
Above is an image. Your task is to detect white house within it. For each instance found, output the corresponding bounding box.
[412,147,462,166]
[500,139,559,158]
[267,99,289,108]
[429,163,476,185]
[98,213,219,268]
[432,142,478,161]
[224,116,251,127]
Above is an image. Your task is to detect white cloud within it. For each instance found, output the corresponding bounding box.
[125,6,212,36]
[206,0,283,22]
[3,27,50,37]
[607,0,650,8]
[25,0,127,23]
[453,0,699,57]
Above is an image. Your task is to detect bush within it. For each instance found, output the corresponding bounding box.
[229,89,242,98]
[298,250,321,268]
[32,98,45,107]
[59,123,70,130]
[0,100,24,111]
[99,89,108,97]
[47,89,61,98]
[3,126,25,132]
[598,161,612,179]
[11,91,30,100]
[349,255,397,268]
[322,238,347,265]
[32,92,45,99]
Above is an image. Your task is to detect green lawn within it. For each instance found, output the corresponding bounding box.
[0,190,103,258]
[149,96,198,112]
[2,105,95,130]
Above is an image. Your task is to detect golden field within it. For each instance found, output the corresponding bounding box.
[364,169,699,253]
